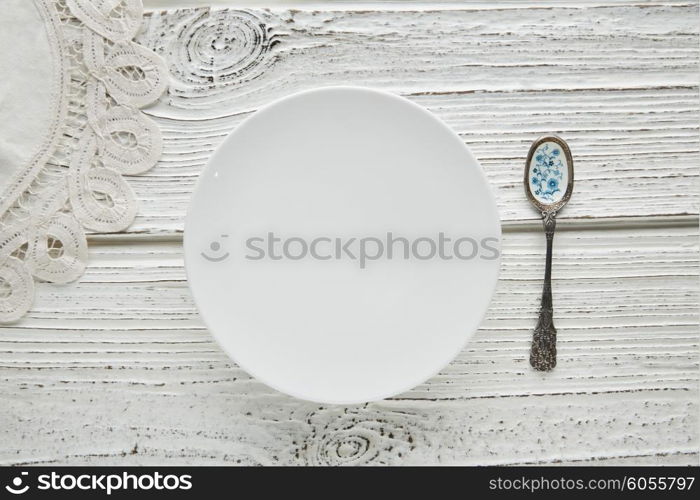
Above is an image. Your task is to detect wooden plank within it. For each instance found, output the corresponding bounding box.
[2,392,696,465]
[144,1,698,9]
[1,225,696,464]
[97,3,700,236]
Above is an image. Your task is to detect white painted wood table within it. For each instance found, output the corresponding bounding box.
[1,0,698,465]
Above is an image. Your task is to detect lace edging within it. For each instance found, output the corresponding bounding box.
[0,0,168,322]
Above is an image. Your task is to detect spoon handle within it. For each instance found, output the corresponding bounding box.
[530,211,557,371]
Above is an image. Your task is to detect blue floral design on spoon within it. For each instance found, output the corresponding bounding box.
[529,143,566,203]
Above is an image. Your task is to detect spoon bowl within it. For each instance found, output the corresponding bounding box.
[525,135,574,213]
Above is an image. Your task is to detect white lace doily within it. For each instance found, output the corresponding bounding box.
[0,0,168,322]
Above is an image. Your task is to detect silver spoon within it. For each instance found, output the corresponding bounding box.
[524,135,574,371]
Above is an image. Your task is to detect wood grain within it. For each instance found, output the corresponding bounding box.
[2,1,697,466]
[76,2,700,237]
[1,225,697,465]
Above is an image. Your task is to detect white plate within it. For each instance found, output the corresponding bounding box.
[185,87,501,404]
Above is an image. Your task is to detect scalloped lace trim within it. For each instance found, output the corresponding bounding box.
[0,0,167,322]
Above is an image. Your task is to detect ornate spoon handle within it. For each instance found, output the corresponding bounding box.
[530,211,557,371]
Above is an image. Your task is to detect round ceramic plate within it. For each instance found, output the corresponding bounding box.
[185,87,501,404]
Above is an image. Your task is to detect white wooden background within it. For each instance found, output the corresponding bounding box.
[1,0,698,465]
